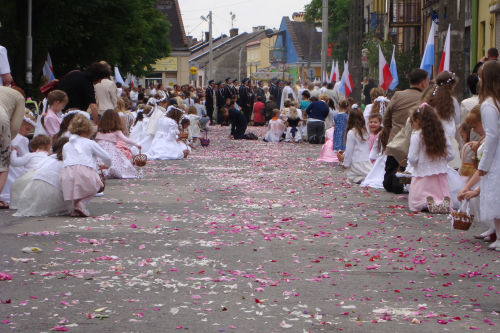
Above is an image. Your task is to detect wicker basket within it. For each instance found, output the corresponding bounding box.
[451,201,474,231]
[336,150,344,163]
[133,149,148,167]
[395,159,412,185]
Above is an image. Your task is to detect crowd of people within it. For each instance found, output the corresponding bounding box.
[0,51,499,250]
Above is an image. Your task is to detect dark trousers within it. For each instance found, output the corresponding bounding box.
[383,155,405,194]
[206,107,214,123]
[217,107,227,125]
[242,106,251,123]
[307,121,325,144]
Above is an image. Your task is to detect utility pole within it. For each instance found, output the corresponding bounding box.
[26,0,33,97]
[208,11,213,85]
[320,0,328,82]
[439,0,465,99]
[348,0,363,102]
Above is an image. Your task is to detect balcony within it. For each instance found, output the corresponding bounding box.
[390,0,421,27]
[269,48,286,64]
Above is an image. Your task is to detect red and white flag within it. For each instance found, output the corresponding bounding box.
[330,60,340,83]
[438,24,451,73]
[339,61,353,97]
[378,45,393,90]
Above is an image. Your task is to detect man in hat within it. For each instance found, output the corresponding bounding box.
[205,80,216,123]
[233,79,240,99]
[216,81,227,125]
[238,78,251,122]
[269,78,280,105]
[224,77,236,100]
[255,81,266,102]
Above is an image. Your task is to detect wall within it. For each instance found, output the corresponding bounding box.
[478,0,496,60]
[275,19,298,65]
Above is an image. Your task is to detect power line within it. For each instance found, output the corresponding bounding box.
[180,0,249,13]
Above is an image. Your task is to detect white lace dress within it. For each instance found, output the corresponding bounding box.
[0,134,29,202]
[146,117,185,160]
[478,99,500,221]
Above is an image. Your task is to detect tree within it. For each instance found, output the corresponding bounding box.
[305,0,349,65]
[0,0,170,92]
[348,0,363,101]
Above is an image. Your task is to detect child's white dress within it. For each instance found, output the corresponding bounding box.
[187,114,201,139]
[264,119,285,142]
[13,155,72,217]
[343,129,373,184]
[147,117,186,160]
[9,151,49,208]
[361,137,386,189]
[0,134,29,203]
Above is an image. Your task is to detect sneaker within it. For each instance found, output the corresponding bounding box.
[95,192,104,197]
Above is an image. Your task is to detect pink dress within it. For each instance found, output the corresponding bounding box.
[95,131,139,179]
[44,109,61,138]
[317,127,339,163]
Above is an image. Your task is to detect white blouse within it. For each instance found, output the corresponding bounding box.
[408,130,454,177]
[32,155,62,188]
[478,98,500,172]
[10,151,48,170]
[62,135,111,170]
[11,134,29,156]
[343,129,370,168]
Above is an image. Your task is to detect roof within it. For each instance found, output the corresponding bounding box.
[156,0,189,52]
[284,17,322,62]
[246,40,261,47]
[189,30,267,62]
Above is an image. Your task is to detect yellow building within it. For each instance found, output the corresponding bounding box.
[246,35,277,81]
[477,0,497,60]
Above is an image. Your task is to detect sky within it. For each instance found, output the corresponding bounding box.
[178,0,311,40]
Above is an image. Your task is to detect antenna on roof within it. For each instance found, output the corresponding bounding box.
[230,12,236,28]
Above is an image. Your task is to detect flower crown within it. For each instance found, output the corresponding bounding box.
[432,72,456,96]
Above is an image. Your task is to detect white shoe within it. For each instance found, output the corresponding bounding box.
[95,192,104,197]
[488,240,500,249]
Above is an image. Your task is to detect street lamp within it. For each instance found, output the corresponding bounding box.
[265,29,286,81]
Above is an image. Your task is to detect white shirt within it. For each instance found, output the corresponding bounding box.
[130,91,139,102]
[10,151,48,170]
[117,87,123,98]
[0,45,10,86]
[33,155,63,188]
[11,134,29,156]
[94,78,118,113]
[408,130,454,177]
[62,135,111,170]
[343,129,370,167]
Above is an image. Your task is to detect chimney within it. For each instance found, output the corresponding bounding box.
[230,28,239,37]
[205,31,210,42]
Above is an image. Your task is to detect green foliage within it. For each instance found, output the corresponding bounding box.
[304,0,350,67]
[363,33,421,91]
[0,0,170,89]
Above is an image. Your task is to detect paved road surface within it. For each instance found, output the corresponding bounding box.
[1,126,498,332]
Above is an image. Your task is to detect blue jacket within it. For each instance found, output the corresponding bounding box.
[305,101,329,121]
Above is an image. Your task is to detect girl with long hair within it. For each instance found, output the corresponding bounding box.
[342,109,372,183]
[407,104,454,212]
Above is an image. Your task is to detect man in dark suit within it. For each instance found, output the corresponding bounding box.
[269,78,280,103]
[205,80,216,123]
[226,100,248,139]
[238,78,251,122]
[255,81,266,101]
[216,81,227,125]
[224,77,236,100]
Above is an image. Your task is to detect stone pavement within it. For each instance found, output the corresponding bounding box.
[0,126,498,332]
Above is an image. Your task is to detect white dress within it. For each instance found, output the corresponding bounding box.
[187,114,201,139]
[146,117,185,160]
[129,121,145,144]
[478,99,500,221]
[13,155,72,217]
[441,116,465,209]
[361,137,386,189]
[264,119,285,142]
[343,129,373,184]
[0,134,29,202]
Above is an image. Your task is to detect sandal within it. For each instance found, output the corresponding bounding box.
[0,201,9,209]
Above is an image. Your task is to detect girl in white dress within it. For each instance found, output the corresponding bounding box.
[13,137,73,217]
[147,108,188,160]
[9,135,52,209]
[428,72,465,208]
[476,61,500,250]
[186,106,201,145]
[264,109,285,142]
[0,113,35,203]
[60,114,111,217]
[342,109,373,184]
[95,110,141,179]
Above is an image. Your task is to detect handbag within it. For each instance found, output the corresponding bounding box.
[200,131,210,147]
[450,200,474,231]
[386,119,412,164]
